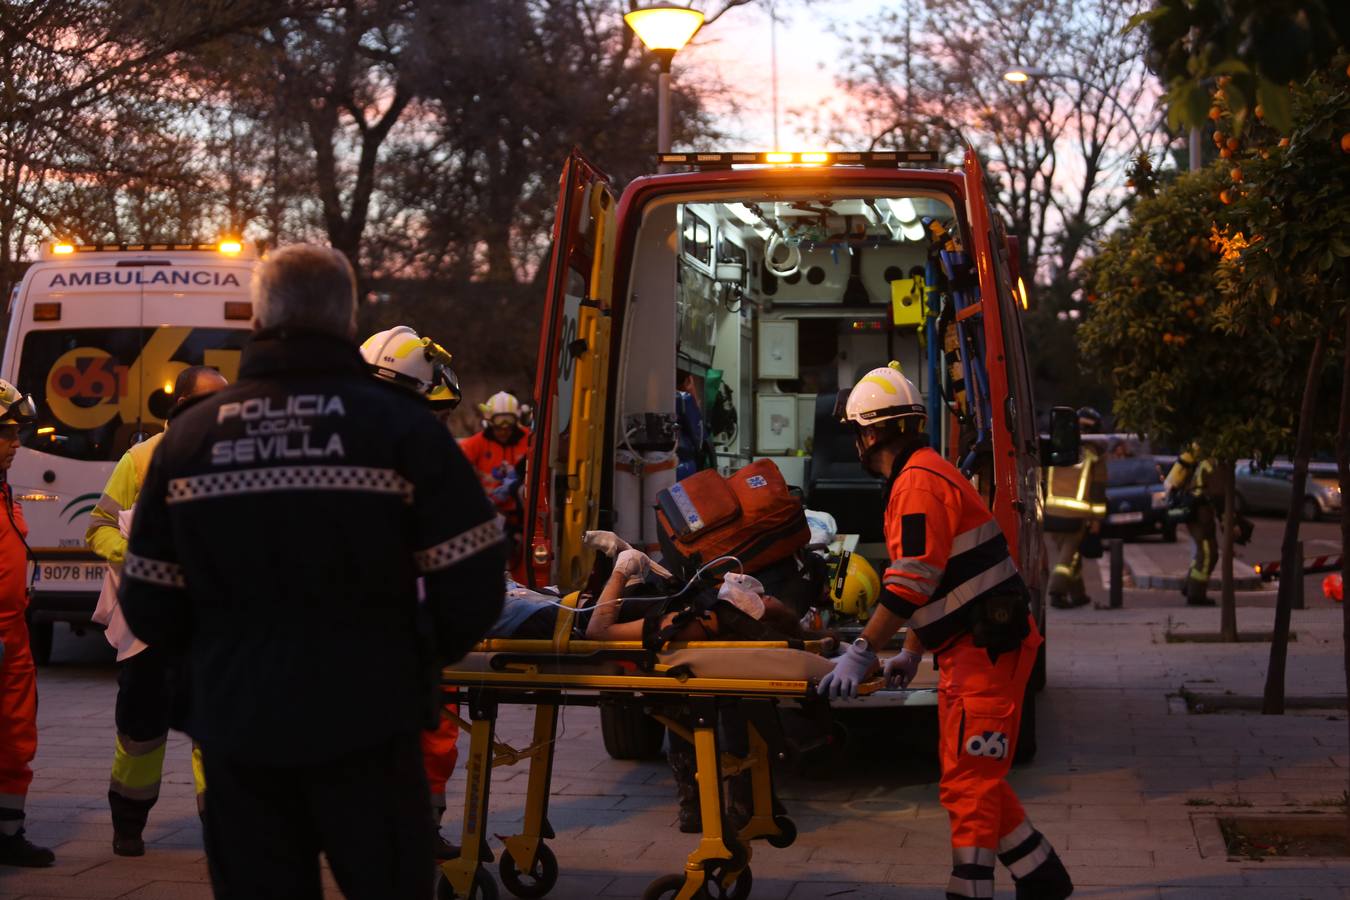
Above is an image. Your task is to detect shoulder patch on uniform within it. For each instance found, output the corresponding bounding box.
[901,513,926,557]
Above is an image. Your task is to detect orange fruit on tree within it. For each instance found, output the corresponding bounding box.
[1226,137,1239,151]
[1255,104,1265,119]
[1174,261,1186,273]
[1208,106,1223,121]
[1213,130,1226,145]
[1230,167,1242,182]
[1187,308,1198,319]
[1279,137,1290,148]
[1220,147,1232,159]
[1163,333,1174,344]
[1271,315,1282,326]
[1194,296,1205,306]
[1219,190,1232,204]
[1340,132,1350,153]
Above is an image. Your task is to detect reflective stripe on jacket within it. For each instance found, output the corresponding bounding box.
[1044,443,1106,521]
[86,432,162,565]
[880,446,1025,650]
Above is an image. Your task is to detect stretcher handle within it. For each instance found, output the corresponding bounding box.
[466,638,828,654]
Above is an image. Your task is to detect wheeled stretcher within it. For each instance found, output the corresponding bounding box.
[434,597,932,900]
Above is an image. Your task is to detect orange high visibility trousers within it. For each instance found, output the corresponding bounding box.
[421,694,459,821]
[0,614,37,831]
[938,620,1043,898]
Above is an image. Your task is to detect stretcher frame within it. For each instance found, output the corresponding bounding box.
[435,599,881,900]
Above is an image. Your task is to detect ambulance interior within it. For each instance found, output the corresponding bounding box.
[613,188,983,566]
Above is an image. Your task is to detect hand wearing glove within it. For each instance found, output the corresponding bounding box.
[613,548,652,581]
[582,530,634,558]
[815,640,877,700]
[883,649,921,689]
[491,470,519,503]
[721,572,765,596]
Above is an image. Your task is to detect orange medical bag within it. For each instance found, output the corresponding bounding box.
[654,459,811,580]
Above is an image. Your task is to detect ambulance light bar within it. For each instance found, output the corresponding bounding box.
[43,240,254,258]
[657,150,942,169]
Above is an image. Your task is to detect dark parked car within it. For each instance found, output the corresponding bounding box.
[1102,455,1174,542]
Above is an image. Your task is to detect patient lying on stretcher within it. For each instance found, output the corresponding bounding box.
[484,546,814,644]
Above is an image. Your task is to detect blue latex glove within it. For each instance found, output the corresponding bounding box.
[491,471,519,503]
[816,641,877,700]
[883,649,921,689]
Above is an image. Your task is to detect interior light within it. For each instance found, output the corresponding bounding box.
[890,198,918,221]
[900,221,926,242]
[163,380,174,395]
[623,5,704,53]
[218,240,243,255]
[765,152,794,164]
[51,242,75,255]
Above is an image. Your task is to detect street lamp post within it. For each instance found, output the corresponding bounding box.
[624,4,704,167]
[1002,66,1152,154]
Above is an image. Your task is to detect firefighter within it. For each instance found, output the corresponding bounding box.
[360,325,464,859]
[818,363,1073,900]
[1164,445,1251,606]
[0,381,52,868]
[88,365,228,857]
[121,246,505,900]
[1043,407,1107,609]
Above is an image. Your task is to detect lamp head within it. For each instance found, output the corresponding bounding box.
[624,4,704,56]
[1003,66,1049,83]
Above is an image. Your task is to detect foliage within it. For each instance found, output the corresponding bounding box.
[1211,57,1350,345]
[1078,163,1294,461]
[1133,0,1349,133]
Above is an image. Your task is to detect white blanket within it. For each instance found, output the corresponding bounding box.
[91,508,147,661]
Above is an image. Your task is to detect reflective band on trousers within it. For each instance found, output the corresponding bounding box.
[946,874,994,899]
[998,820,1035,852]
[953,847,996,867]
[110,733,167,800]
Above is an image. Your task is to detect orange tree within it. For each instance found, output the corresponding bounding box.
[1209,57,1350,712]
[1078,162,1298,640]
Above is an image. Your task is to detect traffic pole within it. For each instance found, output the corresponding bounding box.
[1291,540,1305,610]
[1109,538,1124,608]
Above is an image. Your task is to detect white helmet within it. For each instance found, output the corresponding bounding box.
[480,391,521,422]
[360,325,458,406]
[841,362,926,428]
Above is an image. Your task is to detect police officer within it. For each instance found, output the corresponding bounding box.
[121,245,505,899]
[818,364,1073,900]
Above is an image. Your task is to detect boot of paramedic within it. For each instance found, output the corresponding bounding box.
[88,366,228,858]
[817,363,1073,900]
[361,326,464,860]
[0,381,54,868]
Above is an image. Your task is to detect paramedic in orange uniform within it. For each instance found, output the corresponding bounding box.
[817,364,1073,900]
[458,391,531,515]
[0,381,54,868]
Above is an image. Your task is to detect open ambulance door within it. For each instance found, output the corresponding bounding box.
[959,145,1038,567]
[523,149,617,590]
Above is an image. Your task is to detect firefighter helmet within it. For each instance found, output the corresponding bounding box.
[360,326,458,406]
[480,391,521,424]
[828,551,880,621]
[841,362,926,428]
[0,379,37,427]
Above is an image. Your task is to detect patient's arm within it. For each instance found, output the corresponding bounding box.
[585,571,641,640]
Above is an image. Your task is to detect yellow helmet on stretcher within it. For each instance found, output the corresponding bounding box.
[828,551,880,621]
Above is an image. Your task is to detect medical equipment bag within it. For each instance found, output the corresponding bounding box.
[654,459,810,581]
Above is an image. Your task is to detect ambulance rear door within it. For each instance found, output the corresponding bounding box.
[523,150,617,590]
[959,146,1042,570]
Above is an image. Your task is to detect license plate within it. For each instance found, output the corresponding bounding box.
[31,561,107,590]
[1108,511,1145,524]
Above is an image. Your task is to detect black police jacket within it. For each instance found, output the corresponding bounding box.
[121,329,505,765]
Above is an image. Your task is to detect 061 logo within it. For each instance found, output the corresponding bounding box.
[964,730,1009,759]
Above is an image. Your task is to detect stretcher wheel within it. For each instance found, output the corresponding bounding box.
[437,870,499,900]
[498,844,558,898]
[704,865,752,900]
[766,815,796,849]
[641,873,688,900]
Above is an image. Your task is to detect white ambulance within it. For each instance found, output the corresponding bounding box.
[3,241,258,663]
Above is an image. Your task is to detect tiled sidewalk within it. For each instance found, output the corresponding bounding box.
[2,603,1347,899]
